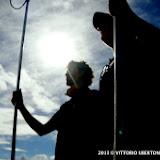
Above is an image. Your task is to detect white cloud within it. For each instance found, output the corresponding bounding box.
[17,154,51,160]
[0,108,14,135]
[0,66,61,136]
[32,155,48,160]
[0,137,10,145]
[48,131,57,141]
[51,0,74,10]
[3,147,27,152]
[0,107,53,136]
[50,155,55,160]
[17,154,29,160]
[20,68,61,114]
[0,64,16,92]
[32,114,50,124]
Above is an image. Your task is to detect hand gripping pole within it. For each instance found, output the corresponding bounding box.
[11,1,30,160]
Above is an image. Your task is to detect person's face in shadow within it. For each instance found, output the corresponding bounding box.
[100,22,113,48]
[66,68,79,87]
[93,12,113,48]
[66,71,74,86]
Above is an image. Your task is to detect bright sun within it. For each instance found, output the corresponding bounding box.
[38,32,76,67]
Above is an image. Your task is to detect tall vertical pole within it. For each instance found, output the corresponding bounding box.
[113,16,117,160]
[113,14,125,160]
[11,1,30,160]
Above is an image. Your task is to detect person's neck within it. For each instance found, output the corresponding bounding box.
[66,85,89,97]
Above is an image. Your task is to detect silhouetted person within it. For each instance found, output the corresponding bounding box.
[93,0,160,152]
[12,60,100,160]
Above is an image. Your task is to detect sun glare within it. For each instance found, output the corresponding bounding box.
[38,33,76,67]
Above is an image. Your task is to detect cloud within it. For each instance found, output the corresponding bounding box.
[32,155,48,160]
[17,154,29,160]
[3,147,27,152]
[51,0,74,10]
[0,108,15,135]
[48,131,57,142]
[20,68,61,113]
[17,154,50,160]
[0,64,16,92]
[50,155,55,160]
[0,107,53,136]
[0,137,10,145]
[0,61,63,137]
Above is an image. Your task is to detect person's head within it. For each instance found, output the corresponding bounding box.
[93,12,113,48]
[66,60,94,88]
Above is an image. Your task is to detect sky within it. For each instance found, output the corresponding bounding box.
[0,0,160,160]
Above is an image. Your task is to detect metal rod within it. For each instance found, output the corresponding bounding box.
[113,16,117,160]
[11,1,30,160]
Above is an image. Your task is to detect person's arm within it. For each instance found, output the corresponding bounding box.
[12,90,57,136]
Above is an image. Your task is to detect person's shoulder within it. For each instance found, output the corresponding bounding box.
[60,99,73,111]
[88,89,101,99]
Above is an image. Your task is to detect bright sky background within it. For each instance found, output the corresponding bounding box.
[0,0,160,160]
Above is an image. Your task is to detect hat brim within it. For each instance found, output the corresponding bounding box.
[93,12,113,31]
